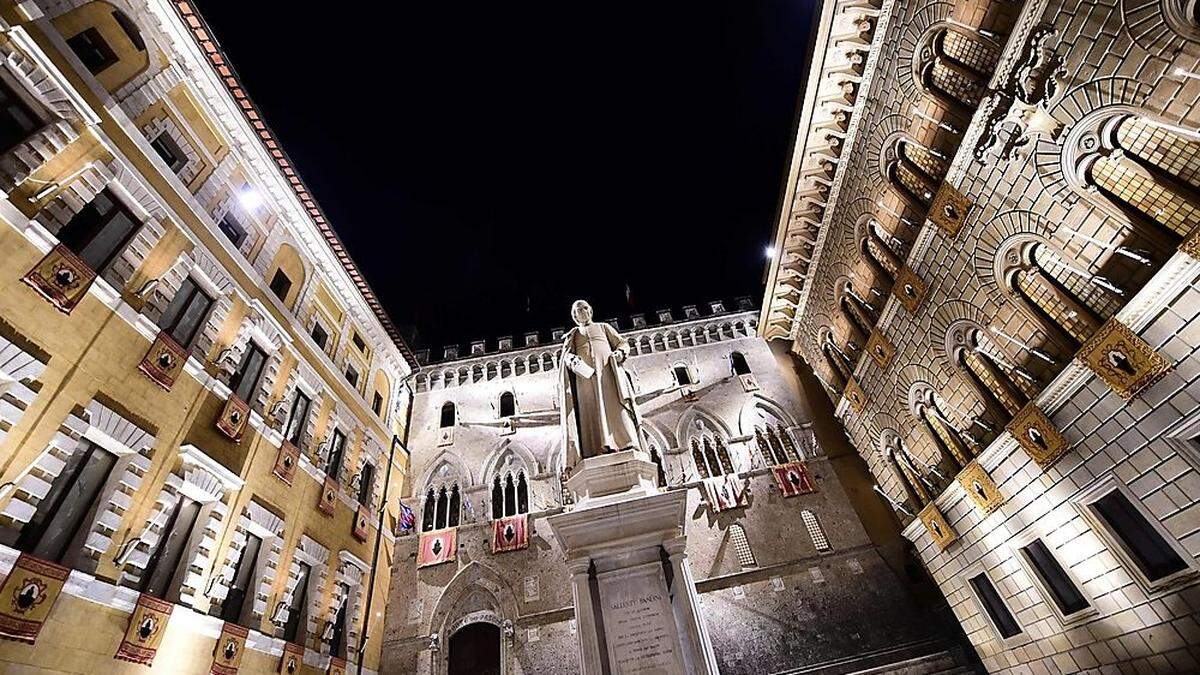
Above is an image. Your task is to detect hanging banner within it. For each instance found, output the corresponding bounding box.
[114,593,173,665]
[417,528,458,568]
[216,395,251,441]
[771,461,817,497]
[702,474,748,512]
[328,656,347,675]
[210,621,249,675]
[272,440,300,485]
[491,514,529,554]
[277,642,304,674]
[139,330,188,390]
[352,505,371,542]
[0,553,70,644]
[21,244,96,314]
[318,477,339,515]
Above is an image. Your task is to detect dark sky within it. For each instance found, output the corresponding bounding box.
[194,2,816,354]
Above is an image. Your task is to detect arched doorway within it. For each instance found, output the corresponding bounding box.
[448,622,501,675]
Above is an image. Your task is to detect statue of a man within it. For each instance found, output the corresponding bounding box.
[559,300,641,469]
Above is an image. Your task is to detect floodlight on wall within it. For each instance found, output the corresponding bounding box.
[238,187,263,210]
[765,246,776,259]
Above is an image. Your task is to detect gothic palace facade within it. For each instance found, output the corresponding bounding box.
[0,0,1196,673]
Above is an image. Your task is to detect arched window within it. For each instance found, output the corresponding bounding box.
[885,446,928,510]
[957,337,1029,421]
[690,435,733,478]
[498,391,516,418]
[864,229,901,283]
[424,482,462,531]
[915,26,999,111]
[1008,245,1106,350]
[801,510,831,552]
[730,352,751,376]
[755,425,797,466]
[821,333,853,387]
[915,394,974,471]
[729,524,756,568]
[439,401,456,428]
[490,468,529,519]
[887,139,946,208]
[422,488,436,532]
[840,289,875,341]
[672,364,695,386]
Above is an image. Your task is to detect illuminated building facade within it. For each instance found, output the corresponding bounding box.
[0,1,413,673]
[761,0,1200,671]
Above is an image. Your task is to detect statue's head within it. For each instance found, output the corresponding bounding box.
[570,300,593,327]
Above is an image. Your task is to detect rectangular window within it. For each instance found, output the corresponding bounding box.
[329,582,350,658]
[269,269,292,302]
[230,343,268,402]
[968,572,1022,639]
[345,364,359,388]
[352,332,366,352]
[283,561,311,643]
[372,391,383,416]
[311,322,328,350]
[66,27,118,74]
[285,391,311,447]
[1090,489,1188,583]
[158,276,214,348]
[673,365,693,386]
[358,462,375,505]
[16,441,116,564]
[0,78,40,155]
[141,496,202,600]
[1019,539,1090,616]
[326,428,346,480]
[218,211,247,247]
[219,533,262,625]
[56,189,141,272]
[150,131,187,173]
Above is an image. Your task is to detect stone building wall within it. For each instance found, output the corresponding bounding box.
[382,310,952,674]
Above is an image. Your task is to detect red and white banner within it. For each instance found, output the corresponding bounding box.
[210,621,248,675]
[139,331,188,390]
[114,593,173,665]
[491,514,529,553]
[417,529,457,568]
[22,244,96,314]
[702,475,748,512]
[771,461,817,497]
[0,553,70,644]
[278,641,304,674]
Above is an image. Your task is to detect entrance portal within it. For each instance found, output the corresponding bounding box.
[448,621,501,675]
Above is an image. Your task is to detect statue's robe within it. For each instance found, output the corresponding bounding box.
[559,322,639,467]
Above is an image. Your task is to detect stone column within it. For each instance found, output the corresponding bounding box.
[664,537,719,675]
[567,557,605,675]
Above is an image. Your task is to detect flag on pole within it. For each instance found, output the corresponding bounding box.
[398,501,416,534]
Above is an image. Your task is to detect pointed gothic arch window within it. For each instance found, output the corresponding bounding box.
[690,433,733,478]
[755,425,798,466]
[490,464,529,519]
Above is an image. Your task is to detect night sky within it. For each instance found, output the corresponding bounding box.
[194,2,817,354]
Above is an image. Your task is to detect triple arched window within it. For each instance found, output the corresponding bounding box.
[691,435,734,479]
[956,331,1032,422]
[1005,243,1109,351]
[422,483,460,531]
[490,470,529,519]
[916,26,1001,111]
[755,425,799,466]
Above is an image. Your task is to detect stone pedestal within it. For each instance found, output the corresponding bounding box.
[548,453,718,675]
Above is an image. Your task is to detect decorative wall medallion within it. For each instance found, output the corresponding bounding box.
[918,503,956,550]
[437,426,454,447]
[21,244,97,314]
[352,505,370,542]
[842,377,867,413]
[929,184,972,237]
[317,477,338,516]
[739,373,760,392]
[216,396,250,441]
[892,267,928,313]
[1078,318,1172,399]
[138,331,188,390]
[210,621,248,675]
[866,329,895,369]
[957,461,1004,515]
[1007,404,1068,468]
[272,441,300,485]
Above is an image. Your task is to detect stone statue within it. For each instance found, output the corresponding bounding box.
[559,300,641,469]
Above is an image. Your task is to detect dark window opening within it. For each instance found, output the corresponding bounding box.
[66,28,118,74]
[448,485,460,527]
[218,211,247,247]
[0,78,40,155]
[56,189,141,272]
[329,583,350,658]
[1020,539,1090,616]
[326,429,346,480]
[219,533,261,625]
[499,391,515,418]
[673,365,693,386]
[352,332,366,352]
[229,342,268,403]
[285,391,311,447]
[440,402,456,428]
[111,11,145,51]
[730,352,751,376]
[268,269,293,302]
[150,131,187,173]
[1092,489,1188,582]
[141,496,202,600]
[357,462,375,505]
[372,391,383,416]
[969,572,1022,639]
[344,365,359,388]
[158,276,213,348]
[283,561,311,643]
[649,445,667,487]
[311,322,329,350]
[16,441,115,564]
[423,489,436,532]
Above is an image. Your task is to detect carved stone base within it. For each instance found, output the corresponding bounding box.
[565,450,660,510]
